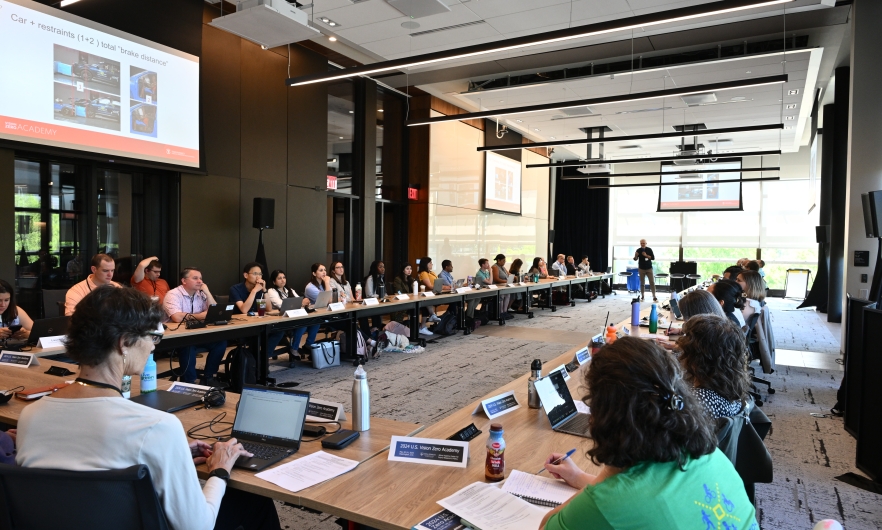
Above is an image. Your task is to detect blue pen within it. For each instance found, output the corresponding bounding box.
[537,448,576,474]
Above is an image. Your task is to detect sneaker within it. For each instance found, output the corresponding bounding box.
[653,297,658,302]
[428,314,441,322]
[419,326,433,335]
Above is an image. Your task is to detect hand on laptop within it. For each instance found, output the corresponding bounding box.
[208,437,253,473]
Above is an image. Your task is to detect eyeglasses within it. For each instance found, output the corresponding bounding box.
[335,265,344,269]
[147,331,163,345]
[248,272,263,276]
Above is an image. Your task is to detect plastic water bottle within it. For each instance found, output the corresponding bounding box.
[527,359,542,409]
[412,280,419,296]
[352,364,370,431]
[140,354,157,394]
[355,282,362,302]
[649,303,659,333]
[631,297,640,326]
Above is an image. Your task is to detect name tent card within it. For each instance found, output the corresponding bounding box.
[362,297,379,306]
[420,291,435,297]
[328,302,346,312]
[574,346,591,365]
[306,398,347,422]
[455,287,472,294]
[388,436,469,468]
[37,335,65,349]
[471,390,520,420]
[0,351,40,368]
[486,285,498,290]
[395,294,411,301]
[167,381,210,397]
[284,308,308,318]
[551,364,571,381]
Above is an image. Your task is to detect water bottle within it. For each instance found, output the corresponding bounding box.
[649,303,659,333]
[527,359,542,409]
[352,363,370,431]
[332,287,339,304]
[631,297,640,326]
[412,280,419,295]
[140,353,157,394]
[355,282,362,302]
[121,375,132,399]
[378,277,386,299]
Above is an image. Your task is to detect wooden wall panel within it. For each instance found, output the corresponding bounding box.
[201,24,241,179]
[407,94,432,263]
[180,173,240,289]
[287,46,328,188]
[287,186,329,289]
[240,41,288,184]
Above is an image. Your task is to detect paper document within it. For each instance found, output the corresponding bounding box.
[500,470,579,507]
[255,451,358,492]
[437,482,548,530]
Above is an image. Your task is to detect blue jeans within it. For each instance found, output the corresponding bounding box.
[289,325,320,352]
[177,340,227,383]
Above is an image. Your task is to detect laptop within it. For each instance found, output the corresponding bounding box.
[204,303,236,325]
[230,385,311,471]
[432,278,444,294]
[4,316,71,349]
[311,290,333,309]
[454,279,466,289]
[534,370,591,438]
[130,389,202,413]
[278,296,305,314]
[669,297,683,320]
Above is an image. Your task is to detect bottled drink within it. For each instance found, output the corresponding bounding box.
[412,280,419,296]
[355,282,362,302]
[605,325,618,344]
[649,303,659,333]
[121,375,132,399]
[378,277,386,299]
[630,297,640,326]
[332,288,339,304]
[352,363,370,431]
[485,423,505,482]
[140,354,157,394]
[527,359,542,409]
[257,298,266,317]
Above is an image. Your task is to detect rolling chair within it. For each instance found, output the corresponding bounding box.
[0,464,169,529]
[744,312,775,406]
[716,409,774,506]
[41,289,68,318]
[618,271,635,293]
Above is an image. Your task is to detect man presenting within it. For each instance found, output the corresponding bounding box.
[65,254,121,315]
[131,256,170,303]
[634,239,657,302]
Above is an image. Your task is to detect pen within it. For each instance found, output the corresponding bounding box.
[537,448,576,474]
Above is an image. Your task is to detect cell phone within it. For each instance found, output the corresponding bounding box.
[321,429,360,450]
[6,325,22,334]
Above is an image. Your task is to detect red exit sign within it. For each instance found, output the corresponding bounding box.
[408,187,418,200]
[327,175,338,190]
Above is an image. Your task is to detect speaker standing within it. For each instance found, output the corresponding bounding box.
[634,239,657,302]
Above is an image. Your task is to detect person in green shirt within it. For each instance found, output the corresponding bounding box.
[542,337,758,530]
[474,258,492,287]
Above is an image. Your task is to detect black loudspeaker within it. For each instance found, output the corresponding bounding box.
[253,198,274,229]
[548,229,555,244]
[816,225,830,244]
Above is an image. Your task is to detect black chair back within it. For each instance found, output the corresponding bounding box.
[0,464,169,530]
[215,294,230,307]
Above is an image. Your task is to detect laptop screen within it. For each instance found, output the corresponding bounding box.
[670,298,682,320]
[535,370,578,429]
[233,386,310,443]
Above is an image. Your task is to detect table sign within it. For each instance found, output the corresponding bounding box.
[395,294,411,301]
[551,364,570,381]
[362,297,379,306]
[420,291,435,297]
[574,346,591,365]
[37,335,65,349]
[328,302,346,312]
[284,308,308,318]
[388,436,469,468]
[486,285,498,290]
[168,381,210,397]
[413,510,465,530]
[471,390,520,420]
[455,287,472,293]
[306,398,347,422]
[0,351,40,368]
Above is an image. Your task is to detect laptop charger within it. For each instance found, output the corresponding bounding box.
[303,425,327,437]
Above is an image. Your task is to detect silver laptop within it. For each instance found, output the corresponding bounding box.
[230,385,310,471]
[535,370,591,438]
[311,290,333,309]
[433,278,444,294]
[454,279,466,289]
[279,296,305,313]
[669,297,683,320]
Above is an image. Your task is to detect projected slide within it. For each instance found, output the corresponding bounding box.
[0,0,199,168]
[657,160,742,211]
[484,151,522,215]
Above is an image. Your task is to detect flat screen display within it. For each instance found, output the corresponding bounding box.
[657,160,743,212]
[0,0,200,168]
[484,151,522,215]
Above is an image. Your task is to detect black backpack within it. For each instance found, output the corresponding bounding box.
[435,311,458,336]
[224,343,257,393]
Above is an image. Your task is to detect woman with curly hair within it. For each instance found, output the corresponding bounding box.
[541,337,756,529]
[677,315,752,419]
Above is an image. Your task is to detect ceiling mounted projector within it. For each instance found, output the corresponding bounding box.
[209,0,320,49]
[576,164,611,174]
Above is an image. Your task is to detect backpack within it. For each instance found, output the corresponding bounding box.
[224,343,257,393]
[435,311,458,336]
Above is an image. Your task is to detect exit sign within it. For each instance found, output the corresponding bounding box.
[408,187,418,200]
[327,176,338,190]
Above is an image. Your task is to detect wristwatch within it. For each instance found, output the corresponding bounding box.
[208,468,230,483]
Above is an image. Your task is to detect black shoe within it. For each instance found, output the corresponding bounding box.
[653,297,658,302]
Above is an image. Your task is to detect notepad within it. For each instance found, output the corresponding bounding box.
[500,470,579,508]
[437,482,547,530]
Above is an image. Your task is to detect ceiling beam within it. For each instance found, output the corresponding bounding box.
[587,176,781,189]
[527,150,783,168]
[561,167,780,180]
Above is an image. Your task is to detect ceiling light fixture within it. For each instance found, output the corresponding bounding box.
[588,176,781,189]
[788,89,799,95]
[329,36,337,42]
[526,150,782,168]
[479,123,784,152]
[407,75,787,126]
[286,0,794,87]
[563,167,777,180]
[59,0,81,6]
[785,116,795,120]
[785,104,797,109]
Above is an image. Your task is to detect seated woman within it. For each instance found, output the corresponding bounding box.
[707,279,746,329]
[328,261,354,303]
[660,290,726,349]
[527,257,548,280]
[736,270,766,321]
[391,263,422,332]
[465,259,492,320]
[541,336,756,529]
[508,258,525,311]
[676,315,752,419]
[491,254,513,319]
[304,263,331,304]
[0,279,33,342]
[417,257,442,327]
[16,286,280,530]
[360,261,387,338]
[266,269,319,360]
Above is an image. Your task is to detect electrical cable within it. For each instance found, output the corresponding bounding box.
[302,420,342,442]
[187,412,233,440]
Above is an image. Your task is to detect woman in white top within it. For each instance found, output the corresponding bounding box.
[16,286,280,530]
[0,279,33,341]
[267,270,319,358]
[328,261,354,302]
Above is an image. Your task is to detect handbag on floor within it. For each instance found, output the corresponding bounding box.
[310,340,341,369]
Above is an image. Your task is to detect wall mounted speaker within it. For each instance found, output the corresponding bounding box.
[253,198,274,229]
[816,225,830,244]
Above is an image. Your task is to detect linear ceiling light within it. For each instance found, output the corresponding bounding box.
[479,123,783,152]
[408,75,787,126]
[587,176,781,189]
[561,167,779,180]
[286,0,793,87]
[527,150,782,169]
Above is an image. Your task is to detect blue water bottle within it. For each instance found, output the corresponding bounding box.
[649,303,658,333]
[140,353,157,394]
[631,298,640,326]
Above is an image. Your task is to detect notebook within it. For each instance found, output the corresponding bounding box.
[130,390,202,413]
[501,470,579,508]
[230,384,310,471]
[534,370,591,438]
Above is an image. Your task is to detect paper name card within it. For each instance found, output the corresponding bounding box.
[486,285,498,290]
[574,346,591,365]
[306,398,347,422]
[388,436,469,468]
[395,294,411,301]
[37,335,65,349]
[167,381,210,397]
[284,308,308,318]
[551,364,571,381]
[506,283,513,287]
[0,351,40,368]
[472,390,520,420]
[456,286,472,293]
[420,291,436,297]
[328,302,346,312]
[362,297,379,306]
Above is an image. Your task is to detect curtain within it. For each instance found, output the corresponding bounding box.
[553,169,609,272]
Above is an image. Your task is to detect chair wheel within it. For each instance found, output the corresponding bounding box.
[768,389,775,394]
[551,306,557,312]
[571,301,576,307]
[755,399,763,406]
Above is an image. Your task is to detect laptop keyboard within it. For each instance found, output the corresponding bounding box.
[558,413,591,436]
[241,441,288,460]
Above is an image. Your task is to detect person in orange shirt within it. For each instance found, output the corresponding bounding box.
[131,256,170,303]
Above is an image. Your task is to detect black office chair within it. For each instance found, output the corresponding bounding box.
[0,464,169,530]
[715,412,774,506]
[41,289,68,318]
[669,273,686,293]
[655,272,670,292]
[744,312,775,405]
[214,295,229,307]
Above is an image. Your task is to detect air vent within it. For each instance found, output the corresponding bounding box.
[388,0,451,19]
[410,20,486,37]
[558,106,594,117]
[681,93,717,106]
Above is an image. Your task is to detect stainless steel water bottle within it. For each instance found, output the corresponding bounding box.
[527,359,542,409]
[352,363,370,431]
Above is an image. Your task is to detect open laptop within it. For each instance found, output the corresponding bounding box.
[432,278,444,294]
[230,385,311,471]
[278,296,305,314]
[669,297,683,320]
[204,303,236,325]
[311,290,333,310]
[454,279,466,289]
[4,316,70,349]
[534,370,591,438]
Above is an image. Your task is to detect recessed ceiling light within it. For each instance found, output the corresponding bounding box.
[746,71,752,74]
[784,126,793,130]
[348,110,353,114]
[499,100,504,103]
[320,17,341,27]
[516,119,523,123]
[261,45,268,50]
[329,36,337,42]
[785,116,795,120]
[321,17,330,22]
[329,22,337,26]
[785,104,797,109]
[379,109,384,112]
[534,128,540,132]
[788,89,799,95]
[550,136,556,139]
[339,136,344,139]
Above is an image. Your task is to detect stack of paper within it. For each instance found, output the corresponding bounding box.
[436,482,547,530]
[255,451,358,492]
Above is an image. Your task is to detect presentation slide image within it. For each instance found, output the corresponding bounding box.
[484,151,522,214]
[130,66,158,104]
[53,45,121,96]
[130,102,157,137]
[494,167,515,201]
[52,83,120,131]
[677,183,705,200]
